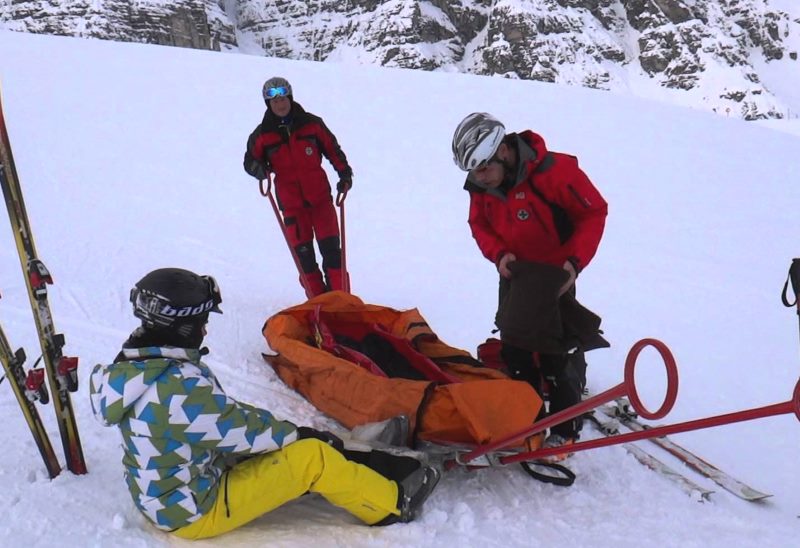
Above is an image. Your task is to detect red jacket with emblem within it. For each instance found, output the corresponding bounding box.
[464,131,607,272]
[245,102,352,211]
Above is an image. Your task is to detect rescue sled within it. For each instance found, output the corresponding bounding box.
[262,291,544,448]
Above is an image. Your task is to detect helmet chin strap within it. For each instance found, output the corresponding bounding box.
[125,320,207,349]
[174,320,206,349]
[499,157,517,187]
[496,140,519,188]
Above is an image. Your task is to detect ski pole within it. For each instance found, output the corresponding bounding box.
[259,174,312,295]
[781,259,800,360]
[335,190,351,293]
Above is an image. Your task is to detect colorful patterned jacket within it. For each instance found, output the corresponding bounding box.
[89,346,298,531]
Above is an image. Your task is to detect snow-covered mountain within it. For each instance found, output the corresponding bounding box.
[0,1,798,118]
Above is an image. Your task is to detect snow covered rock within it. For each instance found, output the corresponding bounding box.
[1,0,797,120]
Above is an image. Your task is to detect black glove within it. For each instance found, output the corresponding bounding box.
[297,426,345,451]
[245,159,270,180]
[336,177,352,193]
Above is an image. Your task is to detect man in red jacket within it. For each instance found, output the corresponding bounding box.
[244,76,352,298]
[452,112,608,460]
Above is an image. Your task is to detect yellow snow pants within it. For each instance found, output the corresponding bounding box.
[173,439,400,540]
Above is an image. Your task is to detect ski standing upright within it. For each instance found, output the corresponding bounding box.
[0,303,62,478]
[0,86,87,475]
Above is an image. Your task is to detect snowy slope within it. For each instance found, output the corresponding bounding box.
[0,30,799,547]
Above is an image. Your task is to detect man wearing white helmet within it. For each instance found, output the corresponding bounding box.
[452,112,608,461]
[243,76,353,298]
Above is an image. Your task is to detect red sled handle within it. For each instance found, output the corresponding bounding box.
[336,190,351,293]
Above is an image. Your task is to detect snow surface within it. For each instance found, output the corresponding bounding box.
[1,29,799,548]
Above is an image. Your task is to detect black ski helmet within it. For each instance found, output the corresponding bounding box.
[130,268,222,334]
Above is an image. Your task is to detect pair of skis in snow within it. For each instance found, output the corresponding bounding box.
[586,397,770,502]
[587,260,799,503]
[0,87,86,478]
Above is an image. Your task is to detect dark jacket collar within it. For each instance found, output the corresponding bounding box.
[113,327,207,363]
[261,101,309,131]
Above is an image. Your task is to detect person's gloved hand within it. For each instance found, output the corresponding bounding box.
[297,426,344,451]
[245,159,270,180]
[336,177,352,193]
[497,252,516,279]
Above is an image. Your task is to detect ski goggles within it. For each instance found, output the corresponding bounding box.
[204,275,223,313]
[264,86,290,99]
[470,153,501,175]
[129,274,223,327]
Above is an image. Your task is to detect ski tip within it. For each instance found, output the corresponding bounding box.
[739,489,772,502]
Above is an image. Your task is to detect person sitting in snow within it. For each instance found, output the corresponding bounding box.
[243,76,352,298]
[89,267,438,539]
[451,112,609,461]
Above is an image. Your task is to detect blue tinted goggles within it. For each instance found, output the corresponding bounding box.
[265,86,290,99]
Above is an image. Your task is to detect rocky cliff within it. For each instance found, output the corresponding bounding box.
[1,0,797,120]
[0,0,236,50]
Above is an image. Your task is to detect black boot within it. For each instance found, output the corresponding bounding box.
[540,353,583,438]
[350,415,410,447]
[374,464,440,525]
[397,465,440,522]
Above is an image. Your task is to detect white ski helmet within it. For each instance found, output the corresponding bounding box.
[262,76,293,104]
[452,112,506,171]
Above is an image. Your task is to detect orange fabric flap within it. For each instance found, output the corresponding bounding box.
[419,380,542,445]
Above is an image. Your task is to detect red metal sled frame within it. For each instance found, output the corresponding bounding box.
[450,338,800,469]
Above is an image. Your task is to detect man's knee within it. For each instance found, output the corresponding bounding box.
[318,236,342,269]
[294,242,319,273]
